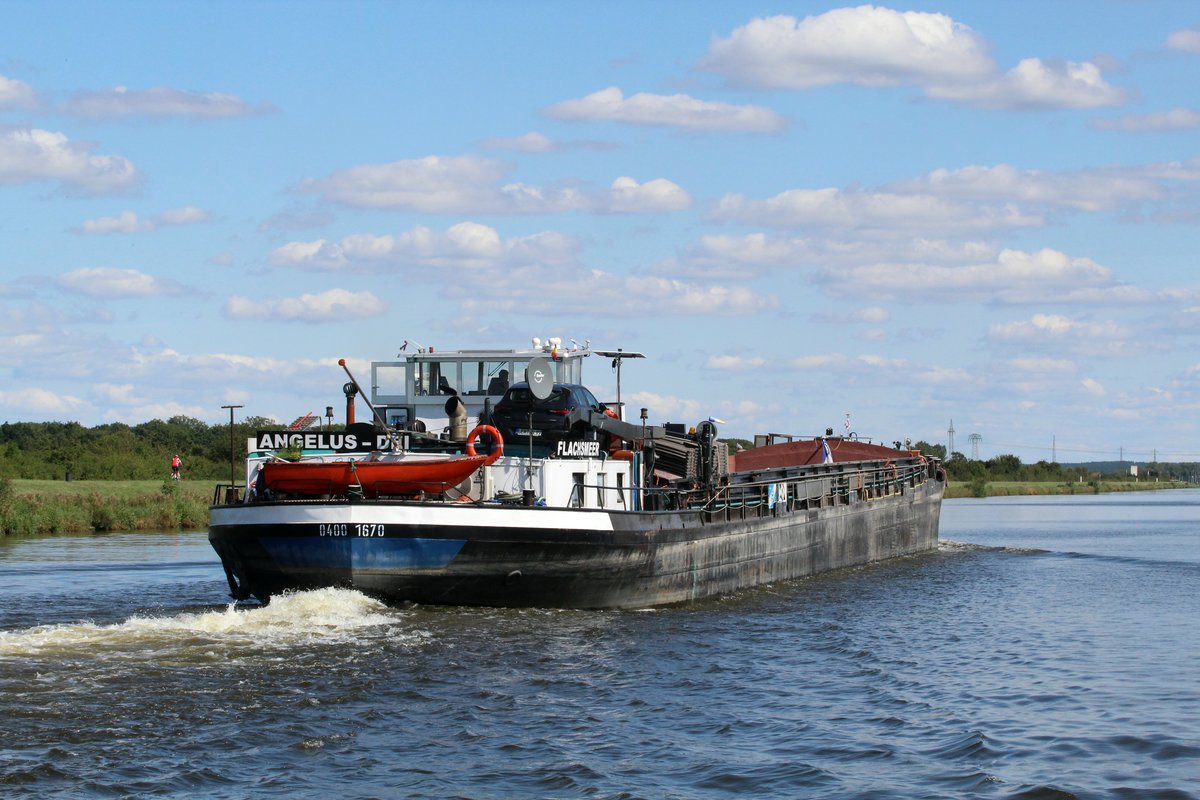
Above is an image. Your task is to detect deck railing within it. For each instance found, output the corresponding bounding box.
[634,456,937,523]
[216,455,939,516]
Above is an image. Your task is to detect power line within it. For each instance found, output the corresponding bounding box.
[985,440,1200,460]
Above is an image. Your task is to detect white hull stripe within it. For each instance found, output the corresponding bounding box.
[211,503,618,532]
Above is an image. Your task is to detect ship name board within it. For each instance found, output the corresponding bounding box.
[255,425,390,453]
[555,440,601,458]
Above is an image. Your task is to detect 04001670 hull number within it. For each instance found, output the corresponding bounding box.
[318,524,386,537]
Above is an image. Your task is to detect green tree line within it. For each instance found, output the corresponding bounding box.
[2,419,1193,485]
[911,441,1198,485]
[0,416,277,481]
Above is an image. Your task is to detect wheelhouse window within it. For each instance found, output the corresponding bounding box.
[373,364,406,399]
[464,360,511,396]
[416,361,459,396]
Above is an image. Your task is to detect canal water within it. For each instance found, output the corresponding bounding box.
[1,491,1197,799]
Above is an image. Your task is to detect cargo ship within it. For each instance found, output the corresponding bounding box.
[208,340,944,609]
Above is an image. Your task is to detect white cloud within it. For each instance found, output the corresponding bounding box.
[504,230,580,265]
[0,387,86,415]
[856,307,889,323]
[0,128,138,194]
[300,154,690,214]
[897,163,1163,212]
[914,367,973,384]
[0,331,356,425]
[1139,158,1200,181]
[1009,357,1077,373]
[822,248,1115,303]
[989,313,1132,356]
[63,86,271,119]
[1091,108,1200,132]
[696,160,1188,246]
[57,267,187,298]
[479,132,620,154]
[302,155,508,211]
[858,354,910,369]
[702,9,1123,111]
[681,232,812,274]
[992,314,1087,337]
[454,269,777,318]
[157,206,210,225]
[1081,377,1106,396]
[544,86,786,133]
[701,8,993,89]
[75,206,211,234]
[124,401,214,421]
[0,74,35,109]
[659,233,997,278]
[926,58,1125,110]
[607,176,691,212]
[91,383,144,404]
[712,187,1040,231]
[789,354,843,369]
[224,288,386,322]
[0,333,49,356]
[479,132,560,152]
[705,355,767,371]
[78,211,152,235]
[784,352,973,388]
[270,222,577,273]
[270,239,328,266]
[626,390,705,424]
[129,348,331,386]
[1166,28,1200,54]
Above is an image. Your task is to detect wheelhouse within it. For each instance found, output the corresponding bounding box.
[370,344,590,433]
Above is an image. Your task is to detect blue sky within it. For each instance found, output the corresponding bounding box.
[2,1,1200,464]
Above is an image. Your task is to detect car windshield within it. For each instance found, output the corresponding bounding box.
[505,386,571,410]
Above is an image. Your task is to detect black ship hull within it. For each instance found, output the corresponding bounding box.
[209,471,944,609]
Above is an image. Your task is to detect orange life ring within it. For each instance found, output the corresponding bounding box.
[466,424,504,466]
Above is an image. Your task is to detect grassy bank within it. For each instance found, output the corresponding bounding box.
[0,478,213,536]
[945,479,1195,499]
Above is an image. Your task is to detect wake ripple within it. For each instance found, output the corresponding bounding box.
[939,539,1048,555]
[940,539,1200,571]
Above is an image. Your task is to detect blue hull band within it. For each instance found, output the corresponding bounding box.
[261,537,467,570]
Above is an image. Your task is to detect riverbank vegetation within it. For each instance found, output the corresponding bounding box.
[0,416,276,482]
[0,477,211,536]
[942,478,1190,499]
[908,441,1198,498]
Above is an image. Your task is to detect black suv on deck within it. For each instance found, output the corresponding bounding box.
[490,382,611,454]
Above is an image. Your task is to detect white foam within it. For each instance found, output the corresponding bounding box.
[0,587,412,658]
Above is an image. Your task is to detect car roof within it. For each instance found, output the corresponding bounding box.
[507,381,584,391]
